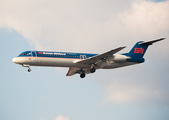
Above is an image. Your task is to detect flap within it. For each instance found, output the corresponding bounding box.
[66,67,81,76]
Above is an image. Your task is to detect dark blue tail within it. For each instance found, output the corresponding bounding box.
[128,41,148,59]
[127,38,165,63]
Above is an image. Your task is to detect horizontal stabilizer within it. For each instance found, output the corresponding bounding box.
[139,38,165,46]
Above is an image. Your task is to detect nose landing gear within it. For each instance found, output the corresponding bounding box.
[22,64,31,72]
[28,68,31,72]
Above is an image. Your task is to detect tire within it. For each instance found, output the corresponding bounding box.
[80,73,85,78]
[90,68,96,73]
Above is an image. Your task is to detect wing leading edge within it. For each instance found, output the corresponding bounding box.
[76,46,126,65]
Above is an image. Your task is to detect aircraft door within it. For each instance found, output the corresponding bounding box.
[31,51,37,62]
[31,51,37,57]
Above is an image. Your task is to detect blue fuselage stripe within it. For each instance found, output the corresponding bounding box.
[18,51,98,59]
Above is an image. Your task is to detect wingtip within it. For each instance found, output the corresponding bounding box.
[121,46,126,49]
[160,38,166,40]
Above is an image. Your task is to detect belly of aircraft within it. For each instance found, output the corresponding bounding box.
[102,62,137,69]
[22,57,138,69]
[27,57,88,68]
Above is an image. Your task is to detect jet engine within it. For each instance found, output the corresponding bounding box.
[112,54,130,62]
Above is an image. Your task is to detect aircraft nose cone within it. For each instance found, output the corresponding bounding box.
[12,57,18,64]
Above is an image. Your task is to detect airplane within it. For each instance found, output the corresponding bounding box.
[12,38,165,78]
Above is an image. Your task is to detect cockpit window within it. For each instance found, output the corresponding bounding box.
[19,52,31,56]
[20,53,28,55]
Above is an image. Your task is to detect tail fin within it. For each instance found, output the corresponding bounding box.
[128,41,148,58]
[128,38,165,59]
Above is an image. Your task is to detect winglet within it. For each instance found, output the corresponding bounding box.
[139,38,165,46]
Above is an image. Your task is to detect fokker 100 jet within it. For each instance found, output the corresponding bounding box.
[12,38,165,78]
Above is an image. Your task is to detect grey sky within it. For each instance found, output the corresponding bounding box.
[0,0,169,120]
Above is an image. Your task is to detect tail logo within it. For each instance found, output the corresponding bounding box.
[134,48,144,54]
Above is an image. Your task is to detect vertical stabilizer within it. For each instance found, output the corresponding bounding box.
[128,38,165,59]
[127,41,148,58]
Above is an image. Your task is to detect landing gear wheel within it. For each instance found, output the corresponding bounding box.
[80,73,86,78]
[28,68,31,72]
[90,68,96,73]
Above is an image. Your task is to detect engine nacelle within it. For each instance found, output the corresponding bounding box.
[113,54,130,62]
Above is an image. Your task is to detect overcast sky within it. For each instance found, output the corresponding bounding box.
[0,0,169,120]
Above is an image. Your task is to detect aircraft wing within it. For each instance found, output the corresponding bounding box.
[76,46,126,65]
[66,46,126,76]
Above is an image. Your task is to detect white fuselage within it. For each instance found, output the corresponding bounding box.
[12,38,164,78]
[12,54,137,69]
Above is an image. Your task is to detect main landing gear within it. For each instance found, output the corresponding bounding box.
[79,67,96,78]
[90,64,96,73]
[90,68,96,73]
[78,69,86,78]
[80,73,86,78]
